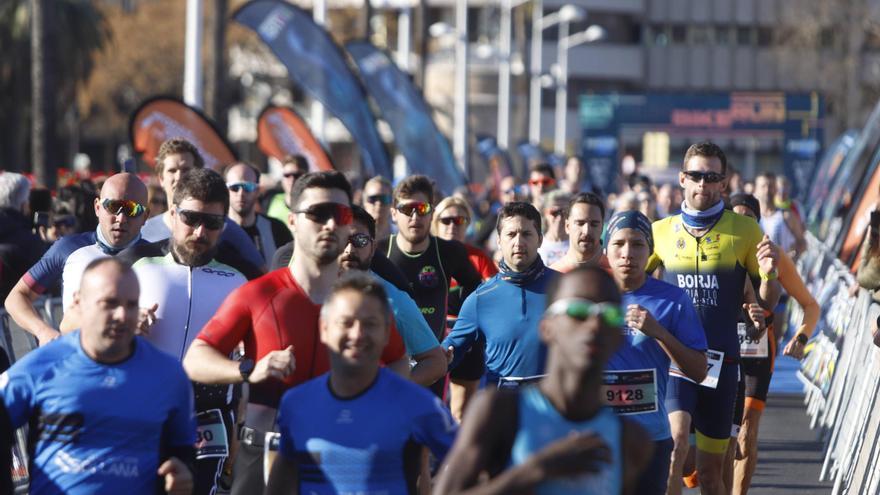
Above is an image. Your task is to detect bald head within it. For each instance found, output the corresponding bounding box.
[75,258,140,363]
[94,173,149,247]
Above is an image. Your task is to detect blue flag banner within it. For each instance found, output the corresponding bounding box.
[346,41,464,195]
[233,0,391,179]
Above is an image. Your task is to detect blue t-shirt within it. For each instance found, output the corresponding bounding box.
[375,272,439,356]
[0,332,196,495]
[23,231,96,294]
[442,269,558,382]
[607,277,707,440]
[276,368,457,494]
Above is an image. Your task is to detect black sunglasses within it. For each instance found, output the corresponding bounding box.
[348,233,372,248]
[175,208,225,230]
[682,171,725,184]
[365,194,392,205]
[438,216,468,226]
[295,203,353,225]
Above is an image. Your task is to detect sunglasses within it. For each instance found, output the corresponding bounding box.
[102,199,147,218]
[227,181,258,193]
[545,297,624,327]
[529,178,556,187]
[283,171,305,179]
[175,208,225,230]
[295,202,353,225]
[682,171,725,184]
[396,202,432,217]
[365,194,392,205]
[348,233,372,248]
[439,216,468,226]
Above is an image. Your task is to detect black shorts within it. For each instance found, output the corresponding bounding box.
[449,338,485,381]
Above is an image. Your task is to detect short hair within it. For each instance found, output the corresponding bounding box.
[223,161,261,183]
[432,196,474,233]
[529,162,556,179]
[173,168,230,213]
[393,175,435,204]
[0,172,30,210]
[156,137,205,175]
[81,257,134,290]
[567,192,606,220]
[542,190,571,211]
[495,201,542,235]
[545,265,621,308]
[682,141,727,175]
[351,204,376,239]
[288,171,352,210]
[364,175,392,191]
[322,271,391,322]
[282,154,310,172]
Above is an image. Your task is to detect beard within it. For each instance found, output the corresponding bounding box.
[172,238,218,267]
[338,254,370,272]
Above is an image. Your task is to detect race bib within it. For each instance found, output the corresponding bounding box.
[601,369,657,415]
[738,322,769,358]
[670,349,724,389]
[195,409,229,459]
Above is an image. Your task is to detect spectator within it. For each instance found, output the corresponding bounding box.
[264,154,309,225]
[224,162,292,265]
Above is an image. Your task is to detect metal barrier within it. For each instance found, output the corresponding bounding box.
[796,233,880,494]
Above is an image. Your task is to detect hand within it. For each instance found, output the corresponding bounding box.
[445,346,454,366]
[625,304,662,339]
[36,328,60,347]
[137,303,159,336]
[783,337,806,360]
[250,345,296,383]
[743,303,765,339]
[158,457,193,494]
[531,432,611,479]
[756,235,779,275]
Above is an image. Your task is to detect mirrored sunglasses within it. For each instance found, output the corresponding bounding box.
[365,194,392,205]
[227,182,258,193]
[348,233,372,248]
[102,199,146,218]
[396,202,432,217]
[439,216,467,226]
[295,202,353,225]
[544,297,624,327]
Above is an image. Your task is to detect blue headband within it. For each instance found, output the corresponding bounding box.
[606,210,653,253]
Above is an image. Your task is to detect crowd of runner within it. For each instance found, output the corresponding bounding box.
[0,137,818,495]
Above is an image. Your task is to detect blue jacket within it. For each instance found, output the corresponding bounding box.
[442,268,558,382]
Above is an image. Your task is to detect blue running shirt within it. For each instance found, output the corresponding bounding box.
[276,368,457,494]
[607,277,707,440]
[0,332,196,495]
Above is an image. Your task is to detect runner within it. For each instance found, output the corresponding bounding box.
[5,173,149,345]
[431,195,498,421]
[433,266,652,494]
[537,191,571,267]
[604,210,708,495]
[385,175,482,395]
[340,204,447,387]
[121,168,248,495]
[647,142,781,495]
[264,154,308,224]
[224,162,292,265]
[0,258,195,494]
[443,201,558,388]
[728,192,820,495]
[527,162,557,212]
[754,172,805,258]
[550,192,609,273]
[265,272,457,494]
[182,171,408,494]
[362,175,394,248]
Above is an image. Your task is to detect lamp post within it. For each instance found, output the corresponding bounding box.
[453,0,469,178]
[554,24,604,154]
[184,0,203,109]
[528,4,585,144]
[498,0,529,149]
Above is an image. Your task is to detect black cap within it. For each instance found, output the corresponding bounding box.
[729,193,761,222]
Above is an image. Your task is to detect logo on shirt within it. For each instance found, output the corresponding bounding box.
[53,451,141,478]
[201,267,237,277]
[676,238,686,250]
[336,409,353,424]
[418,265,439,288]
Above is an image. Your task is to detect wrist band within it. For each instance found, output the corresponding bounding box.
[759,269,778,281]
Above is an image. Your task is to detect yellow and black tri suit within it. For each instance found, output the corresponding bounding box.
[647,210,764,451]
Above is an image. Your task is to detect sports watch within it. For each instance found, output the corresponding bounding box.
[239,358,255,383]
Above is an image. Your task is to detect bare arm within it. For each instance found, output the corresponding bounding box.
[4,279,58,345]
[182,339,243,384]
[265,452,299,495]
[409,346,447,386]
[386,356,411,380]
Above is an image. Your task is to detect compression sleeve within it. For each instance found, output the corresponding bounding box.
[441,289,481,370]
[411,395,458,462]
[778,251,819,337]
[197,285,255,355]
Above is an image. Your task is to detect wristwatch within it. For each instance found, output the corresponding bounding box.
[796,333,808,346]
[239,358,255,383]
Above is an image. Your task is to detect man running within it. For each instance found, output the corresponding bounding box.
[433,266,651,494]
[550,192,608,272]
[121,168,248,494]
[537,191,570,267]
[443,202,558,387]
[1,258,195,494]
[224,162,292,265]
[5,173,149,345]
[604,210,708,494]
[183,171,408,494]
[648,142,781,495]
[265,272,457,494]
[362,175,394,248]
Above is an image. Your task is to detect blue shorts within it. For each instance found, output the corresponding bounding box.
[636,437,674,495]
[666,361,739,444]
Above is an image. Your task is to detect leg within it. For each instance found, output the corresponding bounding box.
[667,411,692,495]
[448,378,479,423]
[695,442,728,495]
[733,405,764,495]
[693,362,739,495]
[448,338,485,422]
[636,438,674,495]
